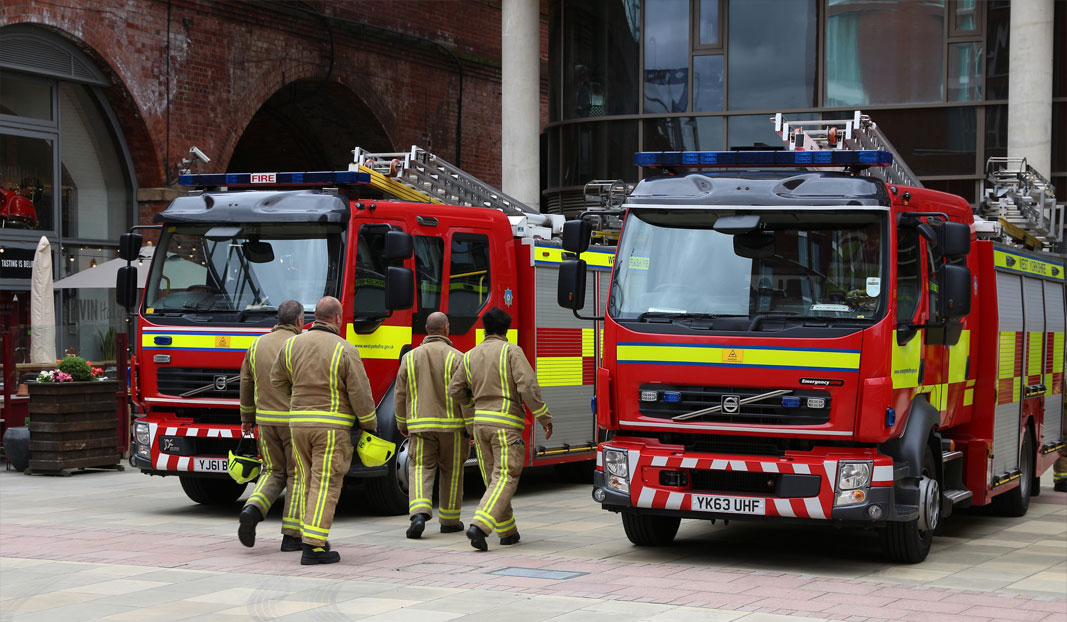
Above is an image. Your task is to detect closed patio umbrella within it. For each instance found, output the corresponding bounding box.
[29,235,56,363]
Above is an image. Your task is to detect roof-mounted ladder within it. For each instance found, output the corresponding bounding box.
[980,157,1063,250]
[773,111,922,188]
[351,146,534,218]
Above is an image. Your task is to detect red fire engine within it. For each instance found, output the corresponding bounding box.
[117,148,607,511]
[559,113,1065,562]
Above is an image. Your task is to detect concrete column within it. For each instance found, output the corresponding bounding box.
[501,0,540,211]
[1007,0,1053,176]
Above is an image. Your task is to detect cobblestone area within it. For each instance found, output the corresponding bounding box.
[1,466,1064,622]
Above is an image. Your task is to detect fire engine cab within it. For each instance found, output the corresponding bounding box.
[117,148,608,511]
[559,113,1065,562]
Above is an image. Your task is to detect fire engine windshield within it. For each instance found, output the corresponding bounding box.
[143,223,344,317]
[610,209,887,328]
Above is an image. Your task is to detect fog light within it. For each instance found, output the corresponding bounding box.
[867,504,884,519]
[136,443,150,459]
[806,397,825,409]
[836,489,866,506]
[640,390,658,402]
[605,475,629,494]
[660,470,688,487]
[592,487,607,502]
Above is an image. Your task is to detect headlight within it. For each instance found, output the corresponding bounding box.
[135,422,150,446]
[604,448,628,478]
[837,462,871,491]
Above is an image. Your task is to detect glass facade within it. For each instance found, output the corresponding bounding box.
[0,27,135,362]
[544,0,1066,235]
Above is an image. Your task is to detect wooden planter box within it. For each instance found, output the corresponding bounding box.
[27,380,121,472]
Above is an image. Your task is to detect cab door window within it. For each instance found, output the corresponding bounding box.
[353,224,392,318]
[446,233,491,334]
[413,235,444,333]
[896,227,922,324]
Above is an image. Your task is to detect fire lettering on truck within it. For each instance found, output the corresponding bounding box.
[251,173,276,184]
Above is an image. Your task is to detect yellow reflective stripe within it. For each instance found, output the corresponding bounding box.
[947,330,970,384]
[439,508,461,518]
[464,351,471,383]
[255,413,290,425]
[444,351,456,417]
[474,509,498,528]
[240,405,255,414]
[618,343,861,372]
[345,324,412,360]
[329,343,343,413]
[312,430,336,531]
[891,330,922,389]
[532,403,549,417]
[447,430,461,513]
[475,329,518,345]
[414,434,423,505]
[408,420,466,430]
[497,516,516,532]
[993,249,1065,280]
[289,410,356,426]
[482,429,509,518]
[292,439,307,533]
[357,410,377,424]
[249,339,260,406]
[474,414,525,429]
[406,352,418,418]
[284,336,295,373]
[301,523,329,538]
[499,344,511,407]
[537,356,583,387]
[474,434,487,486]
[1028,332,1043,377]
[582,328,594,357]
[141,332,258,351]
[533,243,615,269]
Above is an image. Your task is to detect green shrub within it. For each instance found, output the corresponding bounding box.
[57,355,93,382]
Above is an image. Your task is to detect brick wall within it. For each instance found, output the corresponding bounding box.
[1,0,549,225]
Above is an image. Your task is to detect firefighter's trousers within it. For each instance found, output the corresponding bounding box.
[1054,450,1067,483]
[243,423,301,537]
[471,426,524,537]
[408,430,468,525]
[291,427,353,546]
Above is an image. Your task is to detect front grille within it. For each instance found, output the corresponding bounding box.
[172,408,241,425]
[657,433,814,457]
[691,470,779,495]
[157,368,240,399]
[639,384,831,425]
[158,435,238,457]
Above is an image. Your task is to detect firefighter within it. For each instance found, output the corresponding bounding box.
[270,296,377,565]
[237,299,304,550]
[448,306,552,551]
[1055,448,1067,493]
[395,311,469,539]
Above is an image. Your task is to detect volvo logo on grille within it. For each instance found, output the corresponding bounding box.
[721,395,740,413]
[214,375,229,391]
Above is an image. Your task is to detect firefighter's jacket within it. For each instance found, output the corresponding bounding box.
[269,320,377,432]
[448,334,551,431]
[395,335,468,435]
[239,324,300,426]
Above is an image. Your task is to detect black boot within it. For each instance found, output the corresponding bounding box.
[280,534,302,552]
[499,532,520,546]
[441,521,464,534]
[238,505,263,548]
[406,513,429,539]
[466,524,488,551]
[301,543,340,565]
[1055,479,1067,493]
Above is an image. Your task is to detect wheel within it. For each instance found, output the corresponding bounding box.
[364,437,409,515]
[992,428,1034,517]
[881,447,939,563]
[179,475,246,505]
[621,511,681,546]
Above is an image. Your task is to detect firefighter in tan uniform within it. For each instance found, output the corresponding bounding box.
[448,307,552,551]
[237,300,305,550]
[270,296,377,565]
[395,311,470,538]
[1054,448,1067,492]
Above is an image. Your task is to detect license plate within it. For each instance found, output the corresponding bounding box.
[194,458,228,473]
[691,494,766,515]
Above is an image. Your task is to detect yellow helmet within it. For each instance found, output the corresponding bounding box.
[228,450,261,484]
[357,431,396,467]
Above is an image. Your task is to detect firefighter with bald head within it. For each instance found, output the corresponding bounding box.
[449,306,552,551]
[237,299,304,550]
[394,311,470,538]
[270,296,377,565]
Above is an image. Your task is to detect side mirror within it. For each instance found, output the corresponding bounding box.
[117,266,138,308]
[938,222,971,258]
[562,220,592,254]
[557,259,587,310]
[242,241,274,263]
[384,231,413,260]
[384,266,414,310]
[119,232,143,261]
[938,264,972,318]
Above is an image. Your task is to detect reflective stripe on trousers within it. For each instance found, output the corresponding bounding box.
[290,427,354,545]
[471,425,524,537]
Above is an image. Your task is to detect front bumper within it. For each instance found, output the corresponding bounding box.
[592,440,896,524]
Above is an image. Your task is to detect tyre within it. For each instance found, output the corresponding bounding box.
[881,446,939,563]
[364,437,409,515]
[991,428,1034,517]
[621,511,681,546]
[179,475,247,505]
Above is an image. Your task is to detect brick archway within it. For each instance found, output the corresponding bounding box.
[227,80,393,173]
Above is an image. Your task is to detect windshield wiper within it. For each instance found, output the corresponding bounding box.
[747,312,803,331]
[635,311,730,322]
[237,307,277,323]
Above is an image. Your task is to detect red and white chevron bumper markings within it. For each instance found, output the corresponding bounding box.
[149,424,237,472]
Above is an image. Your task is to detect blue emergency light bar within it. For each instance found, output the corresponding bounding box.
[633,149,893,168]
[177,171,371,187]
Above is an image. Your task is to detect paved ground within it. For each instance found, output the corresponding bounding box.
[0,463,1064,622]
